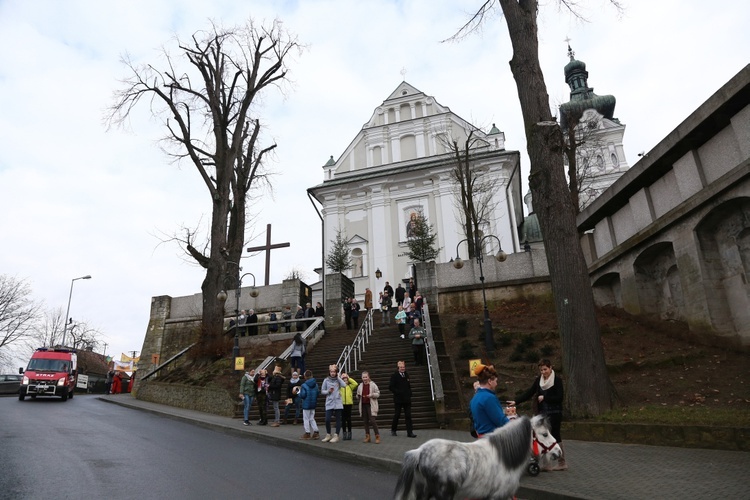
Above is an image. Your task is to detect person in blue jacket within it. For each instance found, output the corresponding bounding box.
[469,363,510,438]
[297,369,320,440]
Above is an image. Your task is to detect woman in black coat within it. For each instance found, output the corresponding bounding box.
[509,358,567,471]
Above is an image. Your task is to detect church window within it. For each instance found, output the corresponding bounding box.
[414,102,424,118]
[372,146,383,167]
[400,103,412,121]
[611,153,618,166]
[596,155,605,171]
[400,135,417,161]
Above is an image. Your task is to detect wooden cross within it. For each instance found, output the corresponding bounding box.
[246,224,290,286]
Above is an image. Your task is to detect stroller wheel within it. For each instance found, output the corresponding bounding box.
[527,462,540,476]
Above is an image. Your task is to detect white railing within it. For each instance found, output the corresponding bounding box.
[336,309,374,373]
[422,303,443,402]
[254,317,324,373]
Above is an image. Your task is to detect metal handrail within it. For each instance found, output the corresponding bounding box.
[254,317,324,373]
[140,343,196,381]
[422,303,443,402]
[336,309,374,373]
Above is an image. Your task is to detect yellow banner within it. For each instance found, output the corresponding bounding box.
[121,353,141,363]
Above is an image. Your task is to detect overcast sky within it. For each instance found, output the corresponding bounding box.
[1,0,747,365]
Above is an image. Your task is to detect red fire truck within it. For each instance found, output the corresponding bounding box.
[19,347,78,401]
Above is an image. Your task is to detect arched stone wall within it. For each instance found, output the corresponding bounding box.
[633,242,686,320]
[592,272,622,308]
[695,197,750,336]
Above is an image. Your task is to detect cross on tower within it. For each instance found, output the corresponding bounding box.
[246,224,290,286]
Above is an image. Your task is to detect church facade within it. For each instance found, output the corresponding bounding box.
[308,82,522,300]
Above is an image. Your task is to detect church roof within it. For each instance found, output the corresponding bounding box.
[384,81,427,102]
[559,45,616,127]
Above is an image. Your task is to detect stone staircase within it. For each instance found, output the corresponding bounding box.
[242,320,439,429]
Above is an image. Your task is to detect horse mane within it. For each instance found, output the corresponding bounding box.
[486,416,532,471]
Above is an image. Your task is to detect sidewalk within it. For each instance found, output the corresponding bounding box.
[99,395,750,500]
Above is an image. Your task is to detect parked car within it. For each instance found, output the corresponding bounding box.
[0,374,22,394]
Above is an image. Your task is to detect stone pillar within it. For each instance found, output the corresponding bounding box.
[282,278,303,309]
[414,261,438,312]
[324,273,355,326]
[134,295,171,394]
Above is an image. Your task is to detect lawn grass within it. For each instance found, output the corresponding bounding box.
[588,405,750,427]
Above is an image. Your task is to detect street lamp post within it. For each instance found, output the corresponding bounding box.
[217,262,258,364]
[61,275,92,348]
[452,235,506,356]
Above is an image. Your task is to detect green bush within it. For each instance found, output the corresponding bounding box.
[498,332,513,347]
[458,340,476,359]
[512,343,527,355]
[524,350,540,363]
[540,344,555,356]
[509,351,523,362]
[520,334,535,348]
[455,319,469,338]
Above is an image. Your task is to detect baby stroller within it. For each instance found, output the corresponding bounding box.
[504,403,541,477]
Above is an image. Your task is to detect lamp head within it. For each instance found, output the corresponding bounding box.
[495,250,507,263]
[452,257,464,270]
[375,268,382,279]
[249,287,259,298]
[217,290,228,302]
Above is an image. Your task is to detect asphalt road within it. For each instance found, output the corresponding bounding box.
[0,395,398,499]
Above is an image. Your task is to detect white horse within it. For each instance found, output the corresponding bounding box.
[393,415,561,500]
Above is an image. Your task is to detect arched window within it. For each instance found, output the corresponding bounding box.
[596,155,605,171]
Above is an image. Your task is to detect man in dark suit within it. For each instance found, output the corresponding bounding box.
[388,360,417,438]
[246,309,258,336]
[383,281,394,301]
[394,283,405,308]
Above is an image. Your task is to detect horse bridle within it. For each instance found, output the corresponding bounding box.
[532,431,557,457]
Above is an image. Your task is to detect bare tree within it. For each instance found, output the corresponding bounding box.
[34,307,66,349]
[562,111,611,212]
[452,0,619,416]
[0,275,40,369]
[108,20,302,338]
[26,307,103,353]
[442,128,502,258]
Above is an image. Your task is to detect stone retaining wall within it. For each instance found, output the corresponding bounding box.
[563,421,750,451]
[136,381,236,417]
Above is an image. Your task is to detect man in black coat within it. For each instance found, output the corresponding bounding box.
[246,309,258,336]
[383,281,394,302]
[388,360,417,438]
[394,283,405,307]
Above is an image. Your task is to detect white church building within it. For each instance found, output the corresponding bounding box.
[308,81,523,299]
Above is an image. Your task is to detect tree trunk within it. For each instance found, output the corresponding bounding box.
[499,0,617,416]
[565,124,581,212]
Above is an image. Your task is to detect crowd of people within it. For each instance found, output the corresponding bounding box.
[235,276,567,471]
[342,278,428,367]
[227,301,326,336]
[238,359,420,444]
